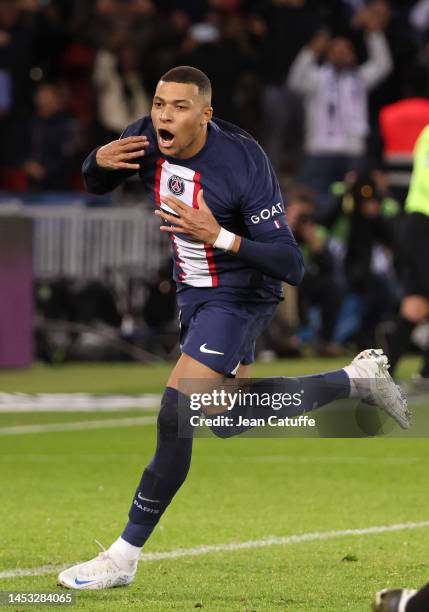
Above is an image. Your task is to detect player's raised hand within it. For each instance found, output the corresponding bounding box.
[95,136,149,171]
[156,189,221,244]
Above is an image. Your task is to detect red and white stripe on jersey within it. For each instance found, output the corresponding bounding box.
[154,158,218,287]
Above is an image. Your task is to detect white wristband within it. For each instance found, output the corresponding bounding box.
[213,227,236,251]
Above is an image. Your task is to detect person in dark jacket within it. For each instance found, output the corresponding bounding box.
[21,81,81,190]
[344,172,398,347]
[287,185,344,356]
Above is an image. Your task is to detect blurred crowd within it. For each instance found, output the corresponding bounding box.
[2,0,429,361]
[2,0,429,186]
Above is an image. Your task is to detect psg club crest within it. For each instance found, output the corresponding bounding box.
[168,175,185,197]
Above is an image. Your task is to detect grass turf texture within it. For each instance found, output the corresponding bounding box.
[0,355,423,394]
[0,356,428,611]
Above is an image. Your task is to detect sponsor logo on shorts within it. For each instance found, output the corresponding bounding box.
[200,343,224,355]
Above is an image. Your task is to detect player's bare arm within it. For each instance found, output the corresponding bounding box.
[95,136,149,171]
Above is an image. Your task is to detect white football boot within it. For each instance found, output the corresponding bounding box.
[58,544,138,590]
[373,588,418,611]
[345,348,411,429]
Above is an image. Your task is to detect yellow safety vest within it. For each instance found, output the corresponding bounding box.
[405,124,429,216]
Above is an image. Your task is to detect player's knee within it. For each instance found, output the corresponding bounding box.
[157,387,195,441]
[157,387,180,433]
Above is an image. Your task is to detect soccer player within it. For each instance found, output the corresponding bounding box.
[374,583,429,611]
[58,66,410,590]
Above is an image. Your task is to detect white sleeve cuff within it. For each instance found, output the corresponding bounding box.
[213,227,236,251]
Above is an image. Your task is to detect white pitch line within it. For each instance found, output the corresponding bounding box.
[247,455,417,465]
[0,416,157,436]
[0,390,425,413]
[1,520,429,579]
[0,393,161,412]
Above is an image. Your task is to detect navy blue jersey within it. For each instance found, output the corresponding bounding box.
[83,117,301,303]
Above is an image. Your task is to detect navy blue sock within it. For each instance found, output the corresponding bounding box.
[271,369,350,416]
[122,387,193,547]
[210,369,350,437]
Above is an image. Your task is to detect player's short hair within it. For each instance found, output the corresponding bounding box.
[159,66,212,104]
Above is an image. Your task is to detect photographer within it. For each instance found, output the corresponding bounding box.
[286,186,343,356]
[344,171,398,348]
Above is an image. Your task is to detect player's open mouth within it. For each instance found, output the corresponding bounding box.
[158,129,175,148]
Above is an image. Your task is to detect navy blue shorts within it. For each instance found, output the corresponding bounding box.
[179,299,278,375]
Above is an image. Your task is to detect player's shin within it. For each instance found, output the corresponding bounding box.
[384,316,415,378]
[111,387,193,559]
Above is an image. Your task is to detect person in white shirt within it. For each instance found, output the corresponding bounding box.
[288,8,392,217]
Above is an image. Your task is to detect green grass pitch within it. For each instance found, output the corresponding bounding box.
[0,357,428,611]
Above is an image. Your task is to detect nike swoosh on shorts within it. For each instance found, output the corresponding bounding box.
[199,344,225,355]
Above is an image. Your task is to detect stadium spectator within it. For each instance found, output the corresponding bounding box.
[358,1,420,159]
[93,37,151,141]
[286,186,344,356]
[410,0,429,38]
[256,0,322,172]
[0,0,54,114]
[60,41,95,154]
[287,6,392,217]
[20,82,81,191]
[178,16,251,124]
[343,171,398,348]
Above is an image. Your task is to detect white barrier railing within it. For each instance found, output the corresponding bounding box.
[0,203,170,279]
